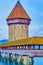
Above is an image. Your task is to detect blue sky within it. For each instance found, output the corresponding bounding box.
[0,0,43,40]
[0,0,43,65]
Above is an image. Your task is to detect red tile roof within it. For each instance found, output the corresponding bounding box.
[6,1,31,21]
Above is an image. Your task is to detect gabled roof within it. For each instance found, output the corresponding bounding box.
[6,1,31,21]
[0,36,43,47]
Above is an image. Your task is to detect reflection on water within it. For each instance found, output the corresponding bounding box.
[0,56,24,65]
[0,56,43,65]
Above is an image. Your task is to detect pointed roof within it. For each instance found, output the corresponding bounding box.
[6,1,31,21]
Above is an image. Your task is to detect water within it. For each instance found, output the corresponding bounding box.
[0,56,24,65]
[0,56,43,65]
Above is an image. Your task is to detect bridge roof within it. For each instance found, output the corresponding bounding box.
[0,36,43,47]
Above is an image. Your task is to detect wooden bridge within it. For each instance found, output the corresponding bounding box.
[0,36,43,65]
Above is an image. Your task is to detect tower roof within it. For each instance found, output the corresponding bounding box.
[6,1,31,21]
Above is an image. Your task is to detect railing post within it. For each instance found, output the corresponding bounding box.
[38,45,40,49]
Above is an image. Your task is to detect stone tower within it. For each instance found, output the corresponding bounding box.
[6,1,31,41]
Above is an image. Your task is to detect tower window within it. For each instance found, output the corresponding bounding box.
[22,26,26,29]
[22,26,23,29]
[14,26,16,29]
[25,26,27,28]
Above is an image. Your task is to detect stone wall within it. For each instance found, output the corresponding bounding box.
[9,24,28,41]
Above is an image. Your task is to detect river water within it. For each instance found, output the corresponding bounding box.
[0,56,43,65]
[0,56,24,65]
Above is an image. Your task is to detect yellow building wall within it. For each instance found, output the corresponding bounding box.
[9,24,29,41]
